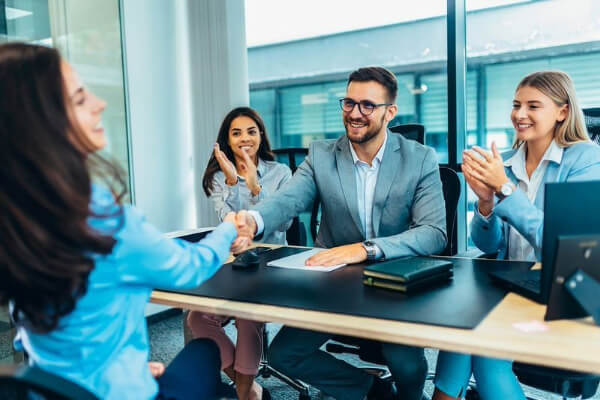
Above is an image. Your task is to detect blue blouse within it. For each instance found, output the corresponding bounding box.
[15,185,237,399]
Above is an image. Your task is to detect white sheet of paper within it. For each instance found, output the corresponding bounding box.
[266,248,346,272]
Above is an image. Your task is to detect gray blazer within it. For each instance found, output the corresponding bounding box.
[252,132,447,259]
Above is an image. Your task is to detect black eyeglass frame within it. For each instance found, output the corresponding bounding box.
[339,98,393,116]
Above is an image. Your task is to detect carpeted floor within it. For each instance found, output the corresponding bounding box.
[148,312,600,400]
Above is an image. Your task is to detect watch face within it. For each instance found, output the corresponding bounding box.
[501,183,513,196]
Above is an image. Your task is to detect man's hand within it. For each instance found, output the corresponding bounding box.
[235,210,257,239]
[305,243,368,267]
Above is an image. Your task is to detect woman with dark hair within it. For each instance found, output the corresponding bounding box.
[0,42,246,400]
[189,107,292,400]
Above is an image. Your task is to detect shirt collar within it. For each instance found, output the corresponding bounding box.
[257,158,266,178]
[504,139,563,168]
[504,139,563,182]
[348,132,388,166]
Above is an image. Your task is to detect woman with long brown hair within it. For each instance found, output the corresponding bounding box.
[189,107,292,400]
[0,42,245,399]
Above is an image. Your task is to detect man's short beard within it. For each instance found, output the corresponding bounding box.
[345,113,386,144]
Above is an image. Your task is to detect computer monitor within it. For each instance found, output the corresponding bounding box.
[541,180,600,304]
[545,234,600,322]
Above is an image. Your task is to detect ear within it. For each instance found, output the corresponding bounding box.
[557,104,568,122]
[385,104,398,122]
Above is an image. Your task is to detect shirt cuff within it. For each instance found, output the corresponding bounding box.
[247,210,264,236]
[373,243,384,260]
[474,200,493,221]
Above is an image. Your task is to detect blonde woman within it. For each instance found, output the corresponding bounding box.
[433,71,600,400]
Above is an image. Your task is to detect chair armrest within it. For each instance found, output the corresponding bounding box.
[0,364,99,400]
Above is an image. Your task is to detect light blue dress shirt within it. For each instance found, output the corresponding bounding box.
[348,134,387,258]
[14,184,237,400]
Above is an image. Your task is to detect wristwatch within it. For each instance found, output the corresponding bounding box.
[362,240,378,261]
[496,182,515,200]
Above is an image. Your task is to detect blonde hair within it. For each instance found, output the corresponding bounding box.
[513,70,589,149]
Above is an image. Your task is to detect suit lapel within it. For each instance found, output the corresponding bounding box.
[534,161,560,209]
[372,133,400,236]
[335,138,365,237]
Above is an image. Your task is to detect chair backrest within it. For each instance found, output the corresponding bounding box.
[583,107,600,145]
[0,364,98,400]
[389,123,425,145]
[390,125,460,256]
[273,148,309,246]
[272,148,308,173]
[438,167,460,256]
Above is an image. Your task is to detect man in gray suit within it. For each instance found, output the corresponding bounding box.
[237,66,446,400]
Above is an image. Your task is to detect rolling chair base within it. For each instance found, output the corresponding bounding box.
[258,362,310,400]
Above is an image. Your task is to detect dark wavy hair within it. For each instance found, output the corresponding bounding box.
[202,107,275,196]
[0,43,126,332]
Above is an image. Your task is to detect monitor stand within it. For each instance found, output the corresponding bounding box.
[564,269,600,326]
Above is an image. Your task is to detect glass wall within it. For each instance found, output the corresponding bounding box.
[246,0,448,244]
[247,0,448,161]
[247,0,600,250]
[1,0,129,363]
[463,0,600,247]
[1,0,131,191]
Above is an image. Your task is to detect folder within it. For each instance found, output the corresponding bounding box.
[363,257,453,293]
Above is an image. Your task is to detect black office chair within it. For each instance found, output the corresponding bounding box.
[389,123,425,144]
[273,148,309,247]
[583,107,600,145]
[0,364,98,400]
[438,166,460,257]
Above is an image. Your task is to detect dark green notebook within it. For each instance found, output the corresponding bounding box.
[363,257,453,283]
[363,270,453,293]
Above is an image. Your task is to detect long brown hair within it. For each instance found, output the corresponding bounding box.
[0,43,126,332]
[513,71,590,149]
[202,107,275,196]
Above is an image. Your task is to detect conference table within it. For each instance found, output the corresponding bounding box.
[150,238,600,375]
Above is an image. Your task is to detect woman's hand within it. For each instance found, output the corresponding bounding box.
[214,143,238,186]
[238,150,261,196]
[461,158,495,216]
[462,142,509,217]
[149,362,165,379]
[463,142,510,193]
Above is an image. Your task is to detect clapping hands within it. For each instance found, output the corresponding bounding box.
[461,142,510,215]
[213,143,261,196]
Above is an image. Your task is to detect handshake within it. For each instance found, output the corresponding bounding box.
[223,210,258,254]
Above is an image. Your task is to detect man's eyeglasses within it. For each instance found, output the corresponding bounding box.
[339,98,392,116]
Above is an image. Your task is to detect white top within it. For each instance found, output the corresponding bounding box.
[503,140,563,261]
